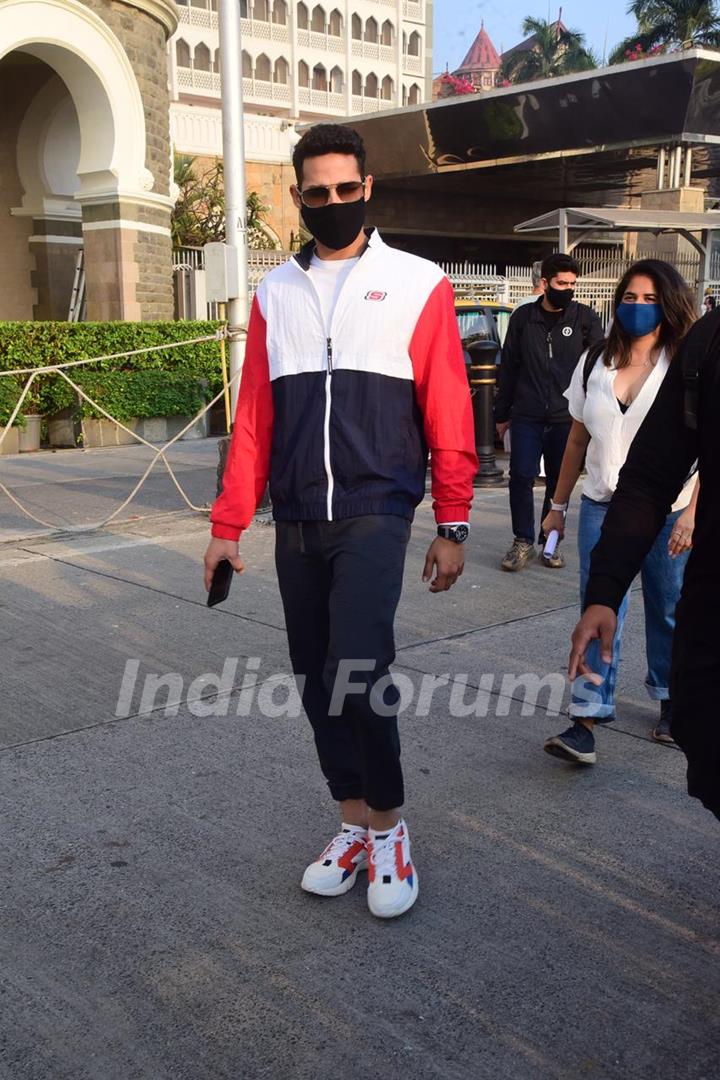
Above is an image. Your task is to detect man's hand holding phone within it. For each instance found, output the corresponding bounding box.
[204,538,245,604]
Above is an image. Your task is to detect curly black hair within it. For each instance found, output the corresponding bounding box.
[292,123,366,184]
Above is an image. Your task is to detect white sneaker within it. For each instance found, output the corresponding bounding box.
[301,824,368,897]
[367,819,419,919]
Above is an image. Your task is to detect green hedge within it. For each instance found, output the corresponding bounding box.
[0,321,224,422]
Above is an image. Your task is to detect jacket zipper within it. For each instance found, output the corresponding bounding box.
[290,244,373,524]
[323,337,334,520]
[546,331,553,412]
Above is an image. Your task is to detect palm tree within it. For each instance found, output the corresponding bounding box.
[502,17,598,83]
[171,155,275,249]
[610,1,720,62]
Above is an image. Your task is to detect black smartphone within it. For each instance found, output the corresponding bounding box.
[207,559,234,608]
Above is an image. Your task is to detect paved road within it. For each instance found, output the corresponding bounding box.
[1,444,718,1080]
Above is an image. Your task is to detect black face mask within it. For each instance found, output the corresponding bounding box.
[546,285,575,310]
[301,198,367,251]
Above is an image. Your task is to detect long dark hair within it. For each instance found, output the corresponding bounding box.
[598,259,697,369]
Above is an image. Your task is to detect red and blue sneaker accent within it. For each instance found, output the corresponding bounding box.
[367,819,419,919]
[301,824,368,897]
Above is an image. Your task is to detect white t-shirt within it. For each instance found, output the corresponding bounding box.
[565,349,697,511]
[308,254,360,334]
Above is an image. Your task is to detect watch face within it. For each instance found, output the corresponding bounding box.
[454,524,469,543]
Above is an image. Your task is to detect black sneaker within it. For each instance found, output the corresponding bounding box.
[544,721,596,764]
[501,538,536,572]
[652,700,677,746]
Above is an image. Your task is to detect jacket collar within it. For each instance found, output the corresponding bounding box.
[293,226,382,272]
[527,297,579,326]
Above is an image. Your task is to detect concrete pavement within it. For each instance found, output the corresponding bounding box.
[1,443,718,1080]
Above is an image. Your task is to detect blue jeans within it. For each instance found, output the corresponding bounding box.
[509,419,572,543]
[571,496,690,720]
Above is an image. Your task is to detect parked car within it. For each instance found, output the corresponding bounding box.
[455,299,514,353]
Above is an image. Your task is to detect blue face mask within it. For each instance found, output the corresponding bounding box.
[616,302,663,338]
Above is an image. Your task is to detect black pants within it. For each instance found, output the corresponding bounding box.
[275,515,410,812]
[508,418,572,543]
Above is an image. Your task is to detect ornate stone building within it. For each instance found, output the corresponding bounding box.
[0,0,179,321]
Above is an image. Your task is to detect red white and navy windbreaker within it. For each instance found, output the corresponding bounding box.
[211,229,478,541]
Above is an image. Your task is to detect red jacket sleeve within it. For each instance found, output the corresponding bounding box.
[409,277,478,523]
[210,296,273,541]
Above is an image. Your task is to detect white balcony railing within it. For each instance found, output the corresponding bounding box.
[296,28,345,53]
[242,77,291,103]
[177,66,222,94]
[241,17,290,43]
[298,87,346,112]
[350,95,396,114]
[177,5,218,31]
[403,53,423,75]
[351,40,395,63]
[403,0,424,19]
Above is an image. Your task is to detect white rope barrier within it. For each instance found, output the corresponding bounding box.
[0,329,242,536]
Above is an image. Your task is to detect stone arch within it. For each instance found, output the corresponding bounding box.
[351,68,362,95]
[408,82,420,105]
[298,58,309,86]
[272,0,287,24]
[328,8,342,35]
[381,74,393,100]
[242,49,253,78]
[310,4,325,32]
[297,2,308,30]
[255,53,272,81]
[329,64,343,93]
[408,30,421,56]
[312,62,327,91]
[381,19,393,46]
[176,38,191,68]
[0,0,149,199]
[273,55,289,83]
[351,12,361,39]
[365,17,378,43]
[365,71,378,97]
[194,42,211,72]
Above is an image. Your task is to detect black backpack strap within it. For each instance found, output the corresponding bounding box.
[582,341,606,394]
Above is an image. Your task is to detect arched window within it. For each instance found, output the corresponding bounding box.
[298,59,310,87]
[242,50,253,78]
[328,8,342,36]
[381,74,394,100]
[311,4,325,32]
[365,17,378,43]
[381,20,394,46]
[176,39,191,67]
[351,13,362,39]
[297,2,308,29]
[255,53,272,81]
[365,72,378,98]
[253,0,269,20]
[408,30,421,56]
[330,65,344,93]
[214,49,221,74]
[274,56,289,83]
[273,0,288,24]
[194,43,211,72]
[312,63,327,91]
[408,83,420,105]
[352,69,362,95]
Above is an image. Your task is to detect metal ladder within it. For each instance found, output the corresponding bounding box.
[68,248,86,322]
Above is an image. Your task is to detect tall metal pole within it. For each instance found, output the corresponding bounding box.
[219,0,249,417]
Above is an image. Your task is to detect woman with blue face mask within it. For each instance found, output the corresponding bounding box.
[540,259,699,765]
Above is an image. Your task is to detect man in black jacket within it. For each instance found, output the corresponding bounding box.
[570,310,720,820]
[495,253,604,571]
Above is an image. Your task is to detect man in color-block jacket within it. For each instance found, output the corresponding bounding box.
[204,124,477,919]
